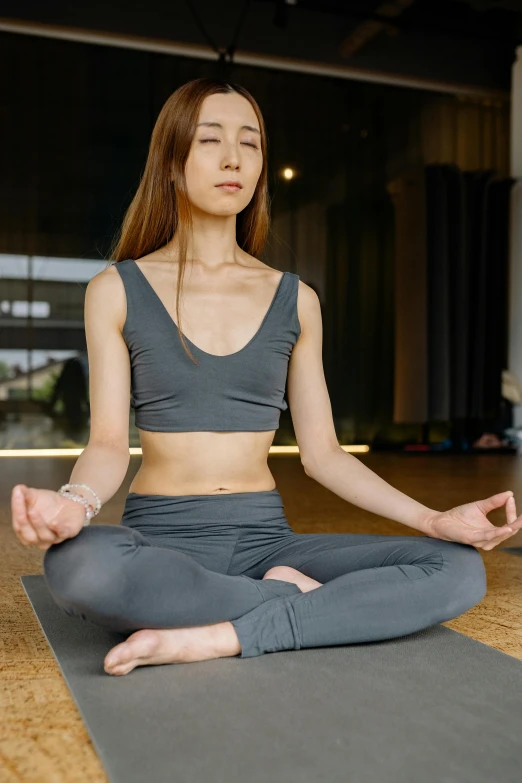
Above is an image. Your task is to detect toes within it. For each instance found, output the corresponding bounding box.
[105,654,133,675]
[105,648,123,665]
[105,644,129,670]
[111,662,133,676]
[104,630,158,674]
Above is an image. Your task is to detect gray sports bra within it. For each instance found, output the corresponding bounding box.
[113,259,301,432]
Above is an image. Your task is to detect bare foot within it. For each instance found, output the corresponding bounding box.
[263,565,322,593]
[104,621,241,676]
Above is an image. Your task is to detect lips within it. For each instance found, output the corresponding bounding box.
[216,182,243,189]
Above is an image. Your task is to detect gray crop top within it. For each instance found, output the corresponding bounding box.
[113,259,301,432]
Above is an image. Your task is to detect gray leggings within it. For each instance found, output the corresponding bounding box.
[43,488,487,658]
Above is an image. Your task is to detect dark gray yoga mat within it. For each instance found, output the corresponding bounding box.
[22,574,521,783]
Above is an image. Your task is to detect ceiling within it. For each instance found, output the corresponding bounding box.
[2,0,521,91]
[259,0,522,45]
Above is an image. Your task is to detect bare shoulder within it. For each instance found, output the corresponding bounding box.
[295,277,318,299]
[294,279,321,336]
[295,278,320,309]
[86,262,124,298]
[85,263,127,333]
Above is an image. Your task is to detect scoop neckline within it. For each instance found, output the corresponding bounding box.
[128,259,287,359]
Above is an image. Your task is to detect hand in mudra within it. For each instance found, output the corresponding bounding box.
[425,491,521,551]
[11,484,87,550]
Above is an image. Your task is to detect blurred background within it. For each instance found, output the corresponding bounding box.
[1,0,522,453]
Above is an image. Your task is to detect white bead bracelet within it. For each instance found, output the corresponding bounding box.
[57,483,101,526]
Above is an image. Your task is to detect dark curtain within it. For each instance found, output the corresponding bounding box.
[393,163,513,441]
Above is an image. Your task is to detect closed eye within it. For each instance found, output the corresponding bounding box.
[200,139,258,149]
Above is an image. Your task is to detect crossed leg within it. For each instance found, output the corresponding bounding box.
[104,565,321,675]
[228,531,487,658]
[43,526,487,675]
[43,525,305,675]
[104,529,487,673]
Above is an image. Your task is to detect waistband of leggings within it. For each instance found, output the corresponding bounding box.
[126,487,282,502]
[121,487,287,527]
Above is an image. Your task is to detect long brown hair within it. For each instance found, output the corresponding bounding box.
[107,77,270,365]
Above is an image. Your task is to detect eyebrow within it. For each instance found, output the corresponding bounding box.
[197,121,261,135]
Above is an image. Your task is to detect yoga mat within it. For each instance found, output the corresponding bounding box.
[21,574,521,783]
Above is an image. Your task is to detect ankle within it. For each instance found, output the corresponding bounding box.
[207,621,242,657]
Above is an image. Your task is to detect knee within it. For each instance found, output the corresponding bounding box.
[439,541,487,614]
[43,525,130,611]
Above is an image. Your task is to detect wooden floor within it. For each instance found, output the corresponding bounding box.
[1,452,522,782]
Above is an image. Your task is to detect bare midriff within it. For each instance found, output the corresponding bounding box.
[128,429,278,496]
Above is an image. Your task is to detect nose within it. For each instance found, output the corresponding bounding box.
[223,158,240,170]
[221,142,241,170]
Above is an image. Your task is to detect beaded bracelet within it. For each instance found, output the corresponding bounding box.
[57,483,101,526]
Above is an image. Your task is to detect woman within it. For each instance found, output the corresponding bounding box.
[11,78,521,677]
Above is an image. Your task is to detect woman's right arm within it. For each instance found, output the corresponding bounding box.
[63,264,132,505]
[11,265,133,548]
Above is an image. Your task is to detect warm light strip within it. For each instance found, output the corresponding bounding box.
[0,445,369,457]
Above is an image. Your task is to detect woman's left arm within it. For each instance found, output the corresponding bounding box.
[287,281,522,550]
